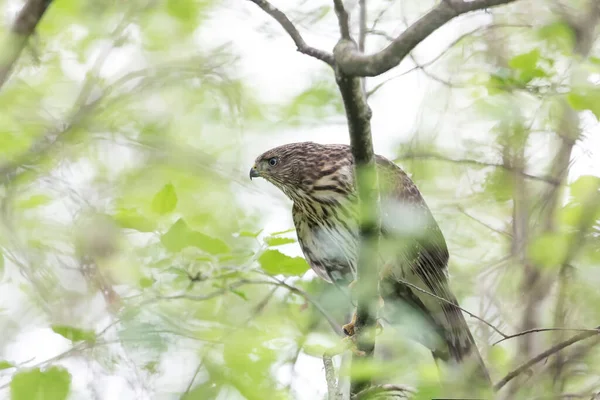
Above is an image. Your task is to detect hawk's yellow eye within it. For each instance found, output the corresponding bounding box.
[268,157,278,166]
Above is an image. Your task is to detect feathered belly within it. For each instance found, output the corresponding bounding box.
[295,218,358,284]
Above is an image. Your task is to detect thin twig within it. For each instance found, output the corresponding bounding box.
[394,276,507,339]
[492,327,600,346]
[494,326,600,391]
[246,0,334,65]
[395,152,561,186]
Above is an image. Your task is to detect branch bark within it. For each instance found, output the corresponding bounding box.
[0,0,53,89]
[334,37,380,397]
[335,0,519,76]
[245,0,334,66]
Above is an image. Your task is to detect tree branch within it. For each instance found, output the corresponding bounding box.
[333,37,380,396]
[335,0,519,76]
[494,326,600,391]
[0,0,53,89]
[246,0,334,66]
[332,0,351,40]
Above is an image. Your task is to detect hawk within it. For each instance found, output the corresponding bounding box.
[250,142,490,384]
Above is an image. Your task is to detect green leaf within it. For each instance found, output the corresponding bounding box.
[16,195,52,209]
[508,49,546,84]
[139,277,155,288]
[265,237,296,246]
[51,325,96,343]
[509,49,540,71]
[10,366,71,400]
[151,183,178,215]
[113,209,156,232]
[239,229,263,238]
[258,249,310,276]
[538,21,575,54]
[166,0,199,32]
[570,175,600,201]
[161,219,230,254]
[0,361,14,370]
[567,90,600,120]
[528,233,570,269]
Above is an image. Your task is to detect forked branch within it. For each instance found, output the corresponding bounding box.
[335,0,520,76]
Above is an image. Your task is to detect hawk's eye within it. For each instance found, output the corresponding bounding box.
[268,157,278,167]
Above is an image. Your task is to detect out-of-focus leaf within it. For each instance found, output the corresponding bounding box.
[538,21,575,53]
[0,252,4,279]
[509,49,540,71]
[570,175,600,202]
[483,169,513,203]
[181,382,220,400]
[151,183,178,215]
[114,209,157,232]
[265,237,296,246]
[189,231,230,255]
[0,360,14,370]
[161,219,230,254]
[51,325,96,343]
[269,228,295,236]
[258,249,309,276]
[166,0,199,32]
[567,90,600,120]
[161,219,192,252]
[16,195,52,209]
[10,366,71,400]
[139,277,155,288]
[281,81,343,122]
[528,232,570,269]
[508,49,546,84]
[230,289,248,301]
[239,230,263,238]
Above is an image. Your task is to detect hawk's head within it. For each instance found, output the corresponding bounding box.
[249,142,353,202]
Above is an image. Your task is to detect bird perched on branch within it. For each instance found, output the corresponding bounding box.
[250,142,490,386]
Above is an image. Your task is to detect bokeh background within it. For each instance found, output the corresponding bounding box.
[0,0,599,399]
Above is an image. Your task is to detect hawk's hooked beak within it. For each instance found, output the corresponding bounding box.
[249,165,260,180]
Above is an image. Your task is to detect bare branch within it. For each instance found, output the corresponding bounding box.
[246,0,334,66]
[332,0,352,40]
[0,0,53,89]
[494,326,600,391]
[335,0,519,76]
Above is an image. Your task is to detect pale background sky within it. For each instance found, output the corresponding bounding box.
[0,0,599,399]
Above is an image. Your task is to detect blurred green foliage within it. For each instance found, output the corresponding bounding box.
[0,0,599,399]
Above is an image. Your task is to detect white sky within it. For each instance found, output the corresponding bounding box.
[1,0,599,399]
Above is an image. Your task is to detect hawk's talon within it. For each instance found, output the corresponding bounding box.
[342,311,357,336]
[342,321,355,336]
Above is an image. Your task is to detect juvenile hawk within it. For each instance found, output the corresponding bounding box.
[250,142,489,383]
